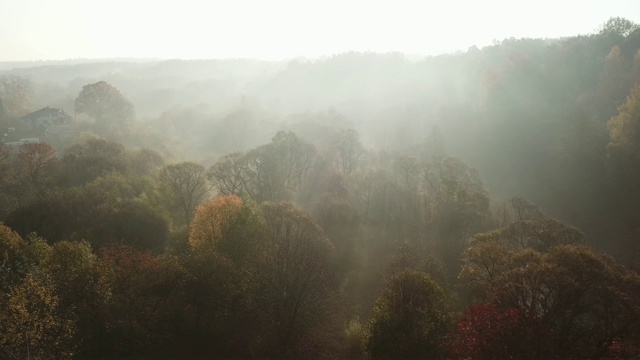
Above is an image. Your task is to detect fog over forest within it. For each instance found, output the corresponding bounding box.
[1,13,640,360]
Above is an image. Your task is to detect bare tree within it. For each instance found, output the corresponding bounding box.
[207,152,253,198]
[254,202,336,355]
[17,142,59,189]
[159,162,209,226]
[333,129,363,176]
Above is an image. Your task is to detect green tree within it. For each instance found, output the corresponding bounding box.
[5,183,168,251]
[172,249,248,358]
[314,173,360,276]
[0,226,75,360]
[485,246,640,359]
[607,83,640,254]
[60,138,128,186]
[128,148,164,177]
[0,144,20,219]
[460,202,584,295]
[42,240,110,357]
[97,246,182,357]
[0,225,32,292]
[96,200,169,250]
[74,81,134,135]
[365,270,451,359]
[599,17,640,38]
[608,83,640,163]
[594,45,633,119]
[423,156,490,276]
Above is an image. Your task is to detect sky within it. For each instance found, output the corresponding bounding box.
[0,0,638,61]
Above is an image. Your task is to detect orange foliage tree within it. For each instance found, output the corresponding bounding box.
[188,195,263,263]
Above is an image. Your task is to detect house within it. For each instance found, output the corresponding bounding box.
[16,106,78,142]
[20,106,73,131]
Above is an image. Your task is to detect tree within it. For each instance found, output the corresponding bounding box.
[594,45,633,120]
[448,303,539,360]
[128,148,164,177]
[158,162,209,226]
[459,239,526,297]
[207,152,252,198]
[608,83,640,163]
[489,246,640,359]
[0,272,76,360]
[607,84,640,253]
[95,200,169,251]
[16,142,59,190]
[333,129,364,176]
[0,226,76,360]
[247,131,317,202]
[0,97,7,121]
[0,143,19,217]
[392,156,424,240]
[42,241,110,357]
[314,173,360,277]
[0,74,32,118]
[5,184,168,251]
[188,195,263,263]
[254,202,337,356]
[171,247,250,358]
[422,156,490,276]
[459,234,640,359]
[599,17,640,38]
[0,224,32,293]
[61,138,128,186]
[207,131,318,204]
[96,246,180,357]
[365,270,451,359]
[472,217,584,252]
[460,203,584,295]
[386,242,448,286]
[74,81,134,134]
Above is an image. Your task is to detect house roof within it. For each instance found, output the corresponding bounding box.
[20,106,69,120]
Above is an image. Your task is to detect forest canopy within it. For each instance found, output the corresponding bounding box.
[0,16,640,360]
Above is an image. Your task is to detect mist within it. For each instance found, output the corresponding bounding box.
[1,11,640,360]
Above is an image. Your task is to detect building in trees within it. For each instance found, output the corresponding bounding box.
[19,106,72,131]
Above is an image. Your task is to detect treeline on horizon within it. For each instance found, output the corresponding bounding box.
[0,17,640,359]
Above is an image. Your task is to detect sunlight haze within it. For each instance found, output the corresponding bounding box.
[2,0,640,358]
[1,0,639,60]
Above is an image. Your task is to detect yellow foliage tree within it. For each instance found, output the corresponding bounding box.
[189,195,244,251]
[608,83,640,161]
[0,273,75,360]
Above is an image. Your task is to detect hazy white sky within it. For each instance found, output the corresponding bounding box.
[0,0,638,61]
